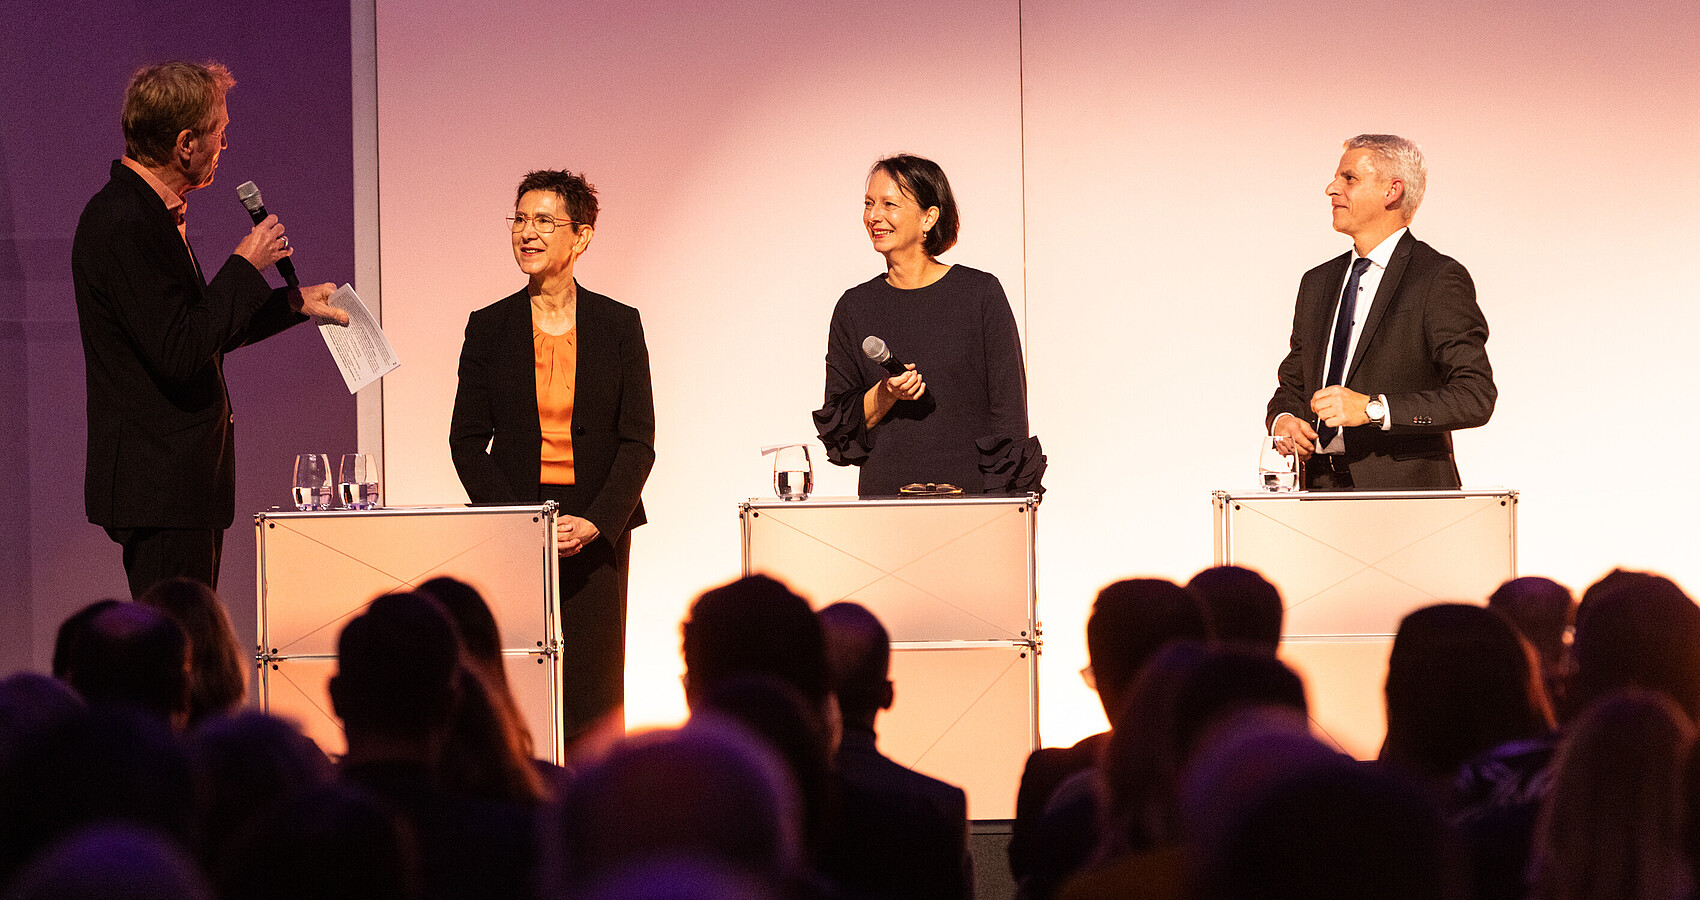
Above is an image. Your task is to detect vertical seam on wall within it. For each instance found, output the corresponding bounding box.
[1016,0,1030,363]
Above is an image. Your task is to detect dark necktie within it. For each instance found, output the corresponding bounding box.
[1318,256,1374,447]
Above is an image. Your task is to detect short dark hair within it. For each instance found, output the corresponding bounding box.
[514,169,599,228]
[1187,566,1284,653]
[818,602,891,726]
[123,61,234,167]
[331,592,460,737]
[1087,579,1211,718]
[66,603,190,721]
[869,154,959,257]
[682,575,829,708]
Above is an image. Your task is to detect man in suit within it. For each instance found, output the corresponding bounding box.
[817,601,971,900]
[1267,134,1495,490]
[72,60,346,597]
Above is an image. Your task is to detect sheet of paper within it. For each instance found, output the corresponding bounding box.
[317,283,400,394]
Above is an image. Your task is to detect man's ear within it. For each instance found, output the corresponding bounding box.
[1384,177,1406,212]
[880,678,895,711]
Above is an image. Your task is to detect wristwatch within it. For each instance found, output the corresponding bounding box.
[1364,397,1387,425]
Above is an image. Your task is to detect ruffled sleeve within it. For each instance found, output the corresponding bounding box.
[978,433,1047,495]
[814,294,876,467]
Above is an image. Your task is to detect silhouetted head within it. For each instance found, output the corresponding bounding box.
[1488,576,1574,670]
[3,823,214,900]
[329,592,461,747]
[51,599,123,680]
[0,673,85,768]
[138,577,247,724]
[65,603,190,725]
[1199,755,1450,900]
[417,576,505,676]
[1569,571,1700,723]
[818,602,892,729]
[221,782,423,900]
[187,711,335,874]
[1086,578,1211,719]
[1100,644,1307,855]
[1186,566,1284,653]
[1533,689,1695,900]
[682,575,829,709]
[1382,603,1553,783]
[550,720,803,893]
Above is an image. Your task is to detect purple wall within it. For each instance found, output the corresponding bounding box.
[0,1,355,675]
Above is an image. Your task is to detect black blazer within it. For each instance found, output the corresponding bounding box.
[1266,231,1496,489]
[72,160,305,529]
[448,285,654,540]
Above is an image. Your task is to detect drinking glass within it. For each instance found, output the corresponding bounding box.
[1258,435,1304,492]
[765,443,813,501]
[338,453,380,510]
[292,453,333,510]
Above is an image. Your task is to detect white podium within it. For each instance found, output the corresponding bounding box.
[740,495,1041,820]
[255,504,564,763]
[1213,489,1518,758]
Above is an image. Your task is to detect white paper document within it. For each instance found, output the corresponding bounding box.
[318,284,399,394]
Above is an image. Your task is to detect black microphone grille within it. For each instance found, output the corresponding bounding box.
[235,181,263,210]
[861,336,889,362]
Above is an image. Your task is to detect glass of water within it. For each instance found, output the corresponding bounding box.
[292,453,333,510]
[769,443,813,501]
[338,453,380,510]
[1258,435,1304,492]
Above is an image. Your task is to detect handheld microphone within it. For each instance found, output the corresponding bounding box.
[235,181,298,287]
[862,336,910,377]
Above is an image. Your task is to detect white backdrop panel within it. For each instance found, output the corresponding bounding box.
[375,0,1700,749]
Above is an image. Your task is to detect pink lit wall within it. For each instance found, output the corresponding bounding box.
[373,0,1700,743]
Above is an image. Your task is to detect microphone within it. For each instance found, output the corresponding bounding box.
[862,336,910,377]
[235,181,298,287]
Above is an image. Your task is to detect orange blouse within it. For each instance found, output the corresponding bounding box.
[535,324,576,484]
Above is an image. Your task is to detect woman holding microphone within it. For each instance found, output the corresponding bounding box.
[814,154,1042,497]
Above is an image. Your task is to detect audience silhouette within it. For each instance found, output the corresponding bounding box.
[5,565,1700,900]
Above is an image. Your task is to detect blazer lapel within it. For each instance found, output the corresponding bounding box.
[1347,231,1414,380]
[1308,252,1352,387]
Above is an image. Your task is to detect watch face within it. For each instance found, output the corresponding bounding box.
[1367,401,1384,420]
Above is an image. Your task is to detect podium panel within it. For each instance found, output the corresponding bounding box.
[1214,489,1517,759]
[256,505,564,762]
[740,497,1036,642]
[262,652,558,758]
[741,495,1040,820]
[880,643,1036,820]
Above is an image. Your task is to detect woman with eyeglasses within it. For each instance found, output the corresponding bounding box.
[813,154,1043,497]
[449,169,655,755]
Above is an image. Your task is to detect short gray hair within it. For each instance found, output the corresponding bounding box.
[1345,134,1426,220]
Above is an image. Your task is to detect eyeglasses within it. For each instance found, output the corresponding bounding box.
[507,214,582,234]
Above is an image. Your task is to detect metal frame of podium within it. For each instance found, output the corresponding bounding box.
[254,504,565,763]
[740,494,1041,820]
[1213,488,1518,759]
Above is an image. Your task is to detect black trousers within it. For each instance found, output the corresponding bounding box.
[106,526,224,599]
[538,483,631,747]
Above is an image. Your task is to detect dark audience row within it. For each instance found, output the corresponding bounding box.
[1,565,1695,900]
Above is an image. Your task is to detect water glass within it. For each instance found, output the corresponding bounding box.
[1257,435,1304,492]
[292,453,333,510]
[338,453,381,510]
[768,443,813,501]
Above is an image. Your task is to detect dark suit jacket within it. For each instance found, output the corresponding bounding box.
[821,725,972,900]
[1266,230,1496,489]
[448,285,654,539]
[72,160,305,529]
